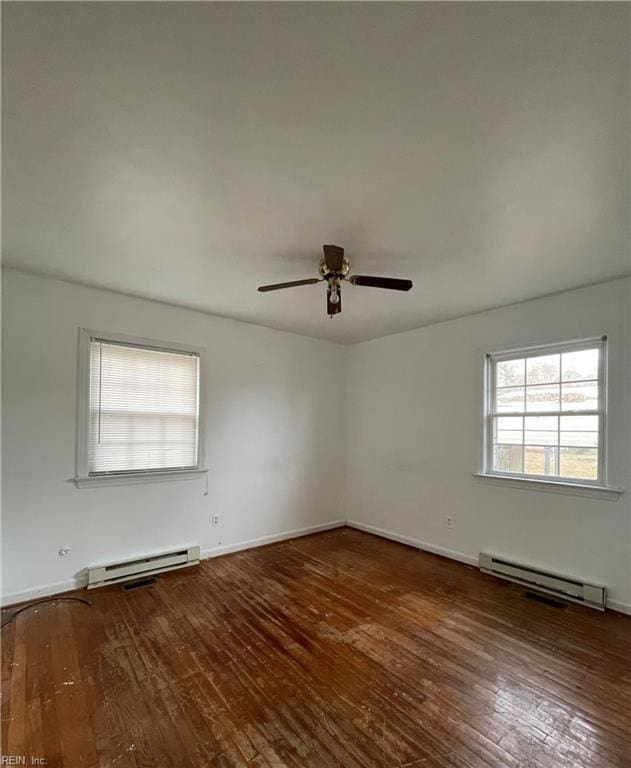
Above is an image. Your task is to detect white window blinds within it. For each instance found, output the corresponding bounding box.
[88,339,200,475]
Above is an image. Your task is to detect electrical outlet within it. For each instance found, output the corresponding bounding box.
[58,545,71,557]
[446,517,453,530]
[212,514,220,528]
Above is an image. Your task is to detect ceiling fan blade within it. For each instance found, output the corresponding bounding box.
[349,275,413,291]
[323,244,345,273]
[327,286,342,316]
[258,278,320,292]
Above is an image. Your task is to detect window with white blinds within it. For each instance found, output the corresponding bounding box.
[87,338,200,476]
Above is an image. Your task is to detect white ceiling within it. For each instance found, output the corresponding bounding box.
[3,3,630,344]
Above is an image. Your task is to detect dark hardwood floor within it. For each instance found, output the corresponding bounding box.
[2,527,631,767]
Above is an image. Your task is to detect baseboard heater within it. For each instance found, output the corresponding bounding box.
[479,553,606,611]
[87,545,200,589]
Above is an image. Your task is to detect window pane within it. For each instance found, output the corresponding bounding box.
[561,381,598,411]
[495,416,523,445]
[562,348,599,382]
[560,414,599,447]
[560,414,598,432]
[527,354,560,385]
[526,384,560,412]
[493,445,523,473]
[496,386,525,413]
[524,446,557,476]
[560,432,599,448]
[497,431,523,445]
[525,415,558,446]
[497,416,522,431]
[496,359,525,387]
[559,447,598,480]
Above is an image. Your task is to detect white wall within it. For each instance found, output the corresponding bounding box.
[3,271,630,612]
[345,278,631,612]
[1,270,346,603]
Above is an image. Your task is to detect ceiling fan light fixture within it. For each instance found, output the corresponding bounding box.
[257,243,413,318]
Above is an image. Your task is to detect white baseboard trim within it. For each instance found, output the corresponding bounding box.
[346,520,478,567]
[5,521,629,618]
[1,576,88,608]
[347,520,631,616]
[1,520,345,608]
[606,600,631,616]
[202,519,346,560]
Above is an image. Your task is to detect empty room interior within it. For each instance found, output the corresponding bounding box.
[2,2,631,766]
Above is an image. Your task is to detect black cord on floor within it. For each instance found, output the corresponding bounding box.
[0,596,92,629]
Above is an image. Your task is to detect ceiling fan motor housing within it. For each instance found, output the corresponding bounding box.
[319,257,350,278]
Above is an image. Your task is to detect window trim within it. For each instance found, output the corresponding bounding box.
[75,328,207,488]
[472,472,624,501]
[484,336,607,488]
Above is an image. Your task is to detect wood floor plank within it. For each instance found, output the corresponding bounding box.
[2,527,631,767]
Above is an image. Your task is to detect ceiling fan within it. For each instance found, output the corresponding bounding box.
[258,244,413,317]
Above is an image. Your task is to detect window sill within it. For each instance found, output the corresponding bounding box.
[472,473,624,501]
[75,468,208,489]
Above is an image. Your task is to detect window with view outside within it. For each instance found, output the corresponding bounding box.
[487,341,604,483]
